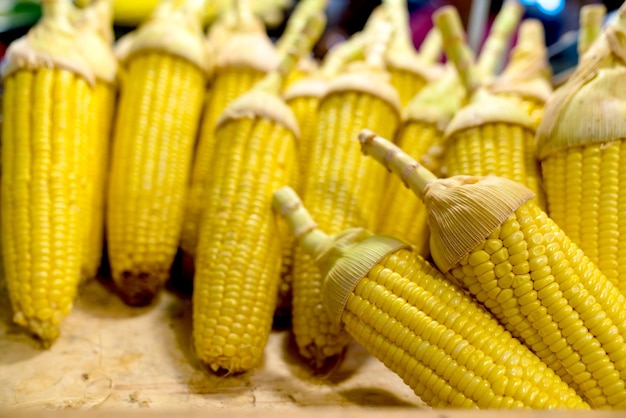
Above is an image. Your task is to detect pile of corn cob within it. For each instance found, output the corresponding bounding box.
[5,0,626,409]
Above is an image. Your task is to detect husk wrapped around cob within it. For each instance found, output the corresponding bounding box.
[435,6,546,210]
[1,0,95,344]
[106,0,210,305]
[360,129,626,408]
[180,0,277,260]
[536,3,626,298]
[289,19,401,369]
[192,11,326,374]
[273,186,587,409]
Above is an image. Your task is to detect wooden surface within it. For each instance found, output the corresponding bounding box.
[0,275,424,411]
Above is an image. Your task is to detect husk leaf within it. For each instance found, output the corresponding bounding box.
[536,6,626,159]
[425,176,534,272]
[2,0,94,83]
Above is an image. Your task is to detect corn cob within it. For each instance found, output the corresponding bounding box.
[435,6,545,210]
[291,22,401,369]
[488,19,553,129]
[274,186,587,409]
[537,5,626,299]
[107,0,210,306]
[475,0,525,80]
[71,0,117,281]
[180,1,278,259]
[192,12,325,373]
[1,0,94,344]
[360,129,626,408]
[377,67,464,258]
[383,0,441,108]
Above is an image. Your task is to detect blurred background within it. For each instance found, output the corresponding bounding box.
[0,0,622,81]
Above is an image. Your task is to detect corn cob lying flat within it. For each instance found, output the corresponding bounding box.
[360,129,626,408]
[180,9,278,259]
[435,7,546,210]
[107,0,210,305]
[72,0,117,281]
[192,12,325,373]
[376,67,464,257]
[537,4,626,298]
[1,0,94,344]
[291,23,401,368]
[274,186,587,409]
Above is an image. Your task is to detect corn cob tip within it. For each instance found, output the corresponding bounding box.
[120,0,212,73]
[358,129,535,273]
[283,76,328,100]
[114,271,165,307]
[443,88,535,141]
[536,16,626,159]
[1,0,94,82]
[12,312,61,348]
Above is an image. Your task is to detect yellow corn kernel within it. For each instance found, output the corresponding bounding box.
[193,117,296,373]
[542,142,626,296]
[82,81,115,280]
[274,186,587,409]
[107,52,205,305]
[446,201,626,408]
[2,68,90,344]
[181,66,266,257]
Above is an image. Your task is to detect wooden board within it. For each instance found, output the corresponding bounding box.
[0,276,424,411]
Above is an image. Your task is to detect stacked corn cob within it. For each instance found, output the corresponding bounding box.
[360,129,626,408]
[1,0,94,344]
[180,0,277,262]
[107,0,210,305]
[289,18,401,369]
[192,10,326,374]
[536,4,626,298]
[436,6,545,209]
[274,186,587,409]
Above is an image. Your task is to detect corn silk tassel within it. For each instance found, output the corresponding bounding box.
[1,0,94,344]
[71,0,117,281]
[383,0,442,108]
[192,11,326,374]
[181,0,277,259]
[488,18,553,129]
[290,19,401,369]
[377,66,464,258]
[537,3,626,299]
[107,0,210,305]
[360,128,626,408]
[273,186,587,409]
[435,6,545,210]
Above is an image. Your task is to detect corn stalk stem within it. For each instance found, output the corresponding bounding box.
[358,129,437,200]
[578,4,606,57]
